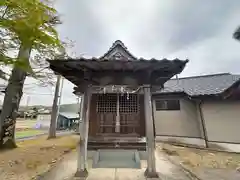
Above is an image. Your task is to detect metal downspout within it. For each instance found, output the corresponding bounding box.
[198,100,209,148]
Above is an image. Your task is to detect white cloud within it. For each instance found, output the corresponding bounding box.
[3,0,239,106]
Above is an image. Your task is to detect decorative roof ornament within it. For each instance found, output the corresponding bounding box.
[100,40,137,60]
[112,40,127,49]
[112,52,123,60]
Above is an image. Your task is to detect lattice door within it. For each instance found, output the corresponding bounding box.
[119,94,140,135]
[96,94,117,134]
[96,93,140,136]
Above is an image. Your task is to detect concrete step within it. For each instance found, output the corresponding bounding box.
[88,141,146,151]
[99,149,135,160]
[88,142,146,146]
[92,149,141,169]
[88,145,146,151]
[95,160,138,169]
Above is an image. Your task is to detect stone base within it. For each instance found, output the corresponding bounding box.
[75,168,88,178]
[144,168,159,178]
[92,149,141,169]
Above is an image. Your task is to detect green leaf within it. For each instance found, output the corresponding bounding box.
[1,0,65,74]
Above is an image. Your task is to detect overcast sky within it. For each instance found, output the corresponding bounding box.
[1,0,240,106]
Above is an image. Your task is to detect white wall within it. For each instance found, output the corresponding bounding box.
[154,99,202,138]
[36,114,51,129]
[153,97,240,151]
[202,101,240,143]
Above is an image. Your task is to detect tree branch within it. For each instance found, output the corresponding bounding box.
[1,6,9,18]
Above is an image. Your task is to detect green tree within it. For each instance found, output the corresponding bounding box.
[0,0,63,149]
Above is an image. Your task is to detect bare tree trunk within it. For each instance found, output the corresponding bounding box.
[0,45,31,149]
[48,75,61,139]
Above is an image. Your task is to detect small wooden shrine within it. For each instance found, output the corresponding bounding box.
[48,40,188,178]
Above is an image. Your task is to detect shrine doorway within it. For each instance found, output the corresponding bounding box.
[96,93,140,137]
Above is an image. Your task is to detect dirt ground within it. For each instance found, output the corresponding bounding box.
[0,134,79,180]
[159,143,240,170]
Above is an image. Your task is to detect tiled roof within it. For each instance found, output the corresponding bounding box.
[59,103,79,113]
[48,40,188,73]
[49,40,188,90]
[59,112,79,119]
[156,73,240,96]
[49,58,188,88]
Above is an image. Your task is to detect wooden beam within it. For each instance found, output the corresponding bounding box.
[75,86,92,178]
[143,85,158,178]
[77,94,84,174]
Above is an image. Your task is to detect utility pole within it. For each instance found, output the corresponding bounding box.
[48,75,61,139]
[58,77,64,107]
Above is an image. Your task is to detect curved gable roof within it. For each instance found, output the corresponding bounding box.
[48,40,188,88]
[100,40,137,60]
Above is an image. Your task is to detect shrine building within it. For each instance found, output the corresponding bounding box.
[48,40,188,178]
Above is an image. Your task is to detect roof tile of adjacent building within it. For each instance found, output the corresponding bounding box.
[156,73,240,96]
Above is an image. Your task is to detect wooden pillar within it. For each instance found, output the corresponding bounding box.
[77,94,85,174]
[78,94,84,134]
[75,87,92,178]
[143,85,158,178]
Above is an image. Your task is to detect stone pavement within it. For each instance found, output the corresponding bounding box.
[163,150,240,180]
[191,168,240,180]
[38,150,193,180]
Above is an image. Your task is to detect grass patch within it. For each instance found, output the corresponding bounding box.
[159,143,240,170]
[0,134,79,180]
[15,129,46,138]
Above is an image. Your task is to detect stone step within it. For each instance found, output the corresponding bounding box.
[88,141,146,151]
[88,142,146,146]
[95,160,138,169]
[99,149,135,160]
[92,149,141,169]
[88,145,146,151]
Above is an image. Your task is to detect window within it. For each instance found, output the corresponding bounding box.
[155,100,180,111]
